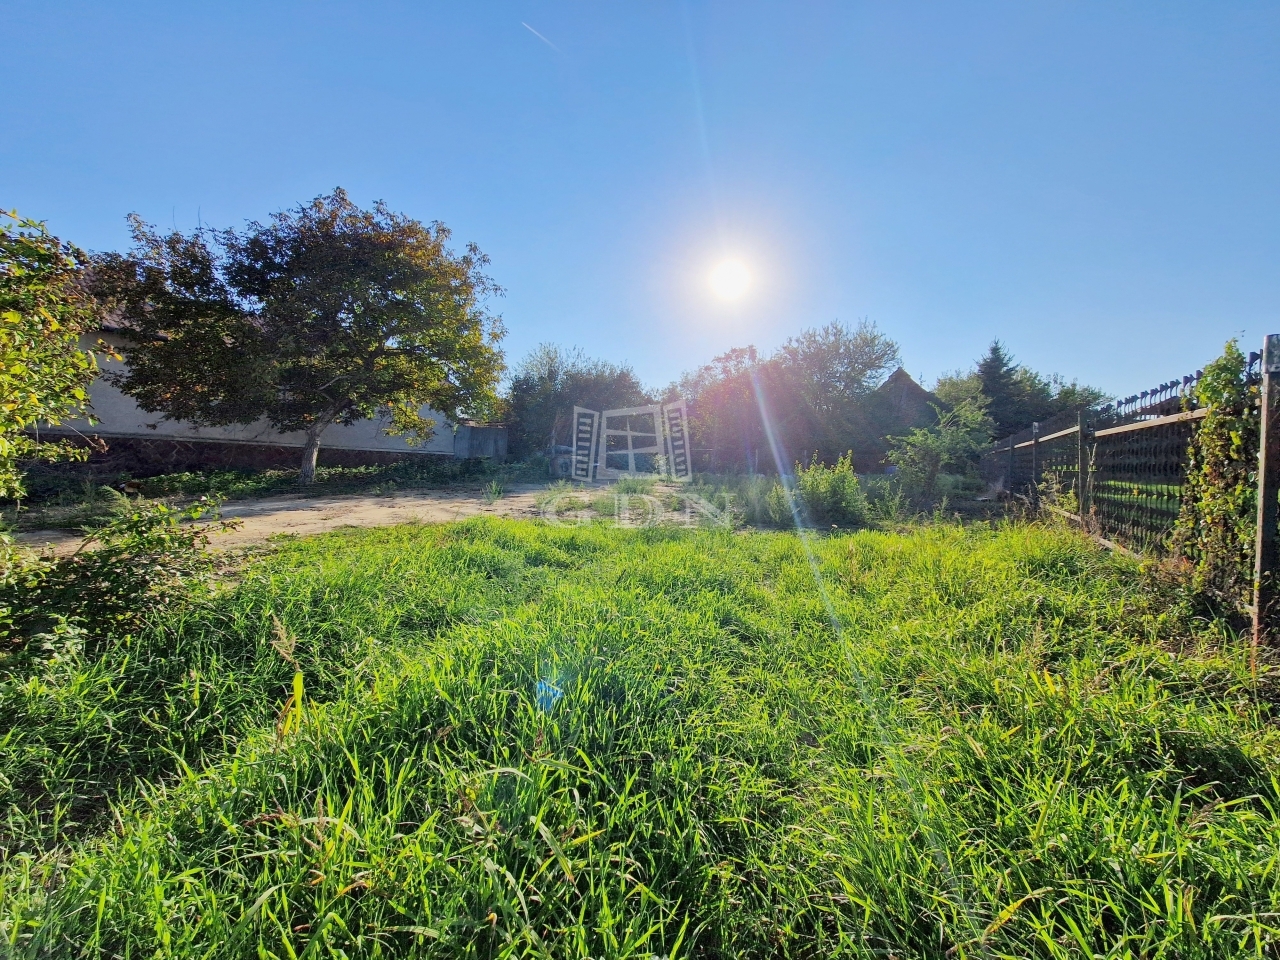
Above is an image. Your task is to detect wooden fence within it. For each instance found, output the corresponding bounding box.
[980,334,1280,645]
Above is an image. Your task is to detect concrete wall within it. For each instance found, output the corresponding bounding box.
[58,334,458,456]
[454,423,509,460]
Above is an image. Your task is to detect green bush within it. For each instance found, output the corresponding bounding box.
[887,399,993,500]
[1172,340,1260,610]
[766,452,869,529]
[0,498,230,664]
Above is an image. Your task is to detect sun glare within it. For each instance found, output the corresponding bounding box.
[709,259,750,301]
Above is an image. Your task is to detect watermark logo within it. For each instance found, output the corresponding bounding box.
[539,489,733,528]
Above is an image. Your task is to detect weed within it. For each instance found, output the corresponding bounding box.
[761,452,870,529]
[613,476,656,495]
[1,519,1277,957]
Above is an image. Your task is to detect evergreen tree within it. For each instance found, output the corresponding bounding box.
[975,340,1024,432]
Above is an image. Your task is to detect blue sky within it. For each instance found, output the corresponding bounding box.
[4,2,1278,397]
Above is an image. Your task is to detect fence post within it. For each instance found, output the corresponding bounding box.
[1253,334,1280,649]
[1077,409,1089,524]
[1030,421,1040,504]
[1007,437,1015,496]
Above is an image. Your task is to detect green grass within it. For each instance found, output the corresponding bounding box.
[2,518,1279,957]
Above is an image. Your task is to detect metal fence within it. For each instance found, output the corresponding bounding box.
[980,361,1261,554]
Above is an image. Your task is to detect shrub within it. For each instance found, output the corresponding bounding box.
[1172,340,1259,610]
[887,399,992,500]
[0,498,232,667]
[766,452,869,529]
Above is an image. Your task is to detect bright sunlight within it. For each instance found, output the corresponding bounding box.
[709,258,750,301]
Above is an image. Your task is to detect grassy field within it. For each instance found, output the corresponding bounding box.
[2,517,1278,958]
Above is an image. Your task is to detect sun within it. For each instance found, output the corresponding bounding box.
[709,259,751,301]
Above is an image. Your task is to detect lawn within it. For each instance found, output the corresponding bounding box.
[2,518,1278,958]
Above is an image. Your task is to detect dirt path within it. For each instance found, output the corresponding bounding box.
[16,484,549,555]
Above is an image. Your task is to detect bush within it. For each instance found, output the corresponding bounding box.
[0,498,232,667]
[887,399,992,500]
[766,452,869,529]
[1172,340,1259,610]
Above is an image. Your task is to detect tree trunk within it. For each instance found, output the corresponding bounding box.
[299,426,324,484]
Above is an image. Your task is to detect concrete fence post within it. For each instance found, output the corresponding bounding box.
[1030,421,1041,504]
[1077,409,1090,524]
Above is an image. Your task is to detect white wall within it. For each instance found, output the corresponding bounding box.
[57,335,458,455]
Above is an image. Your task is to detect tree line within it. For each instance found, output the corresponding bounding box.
[2,190,1106,498]
[506,324,1106,483]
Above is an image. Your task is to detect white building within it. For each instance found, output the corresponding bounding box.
[42,334,505,473]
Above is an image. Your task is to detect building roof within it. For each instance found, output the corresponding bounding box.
[874,367,938,424]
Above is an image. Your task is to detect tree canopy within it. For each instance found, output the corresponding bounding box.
[504,344,650,459]
[674,321,904,472]
[93,190,505,481]
[935,340,1108,436]
[0,211,102,499]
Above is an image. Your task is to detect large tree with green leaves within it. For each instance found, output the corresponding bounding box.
[0,211,102,499]
[674,320,902,471]
[505,344,650,459]
[93,190,505,482]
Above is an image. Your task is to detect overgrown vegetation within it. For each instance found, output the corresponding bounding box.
[2,517,1276,957]
[90,189,505,482]
[0,499,235,851]
[0,211,105,499]
[887,399,993,499]
[0,498,231,665]
[764,451,870,528]
[1173,340,1261,610]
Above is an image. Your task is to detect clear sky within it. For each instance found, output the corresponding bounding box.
[4,2,1278,397]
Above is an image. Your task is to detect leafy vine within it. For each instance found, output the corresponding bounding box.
[1172,340,1260,608]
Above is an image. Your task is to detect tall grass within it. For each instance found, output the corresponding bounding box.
[2,518,1278,957]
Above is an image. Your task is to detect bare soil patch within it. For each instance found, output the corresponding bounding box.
[16,484,548,555]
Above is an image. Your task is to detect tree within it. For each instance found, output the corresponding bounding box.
[938,341,1108,436]
[93,190,505,482]
[505,344,649,459]
[775,320,901,419]
[673,320,902,472]
[931,368,988,411]
[0,211,103,499]
[672,346,766,472]
[974,340,1026,431]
